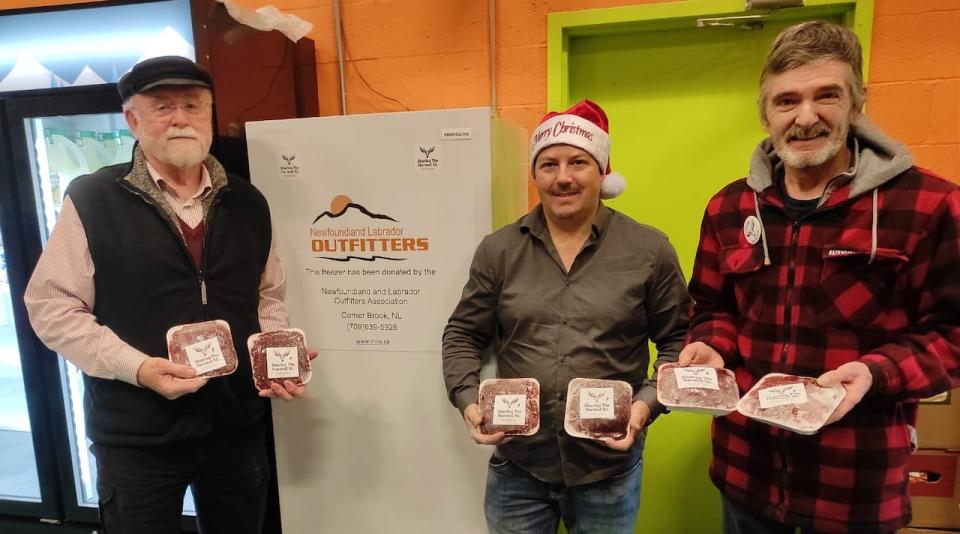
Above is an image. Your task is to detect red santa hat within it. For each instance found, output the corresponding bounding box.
[529,99,626,199]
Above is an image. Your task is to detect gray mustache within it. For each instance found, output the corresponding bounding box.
[788,123,830,141]
[166,128,198,140]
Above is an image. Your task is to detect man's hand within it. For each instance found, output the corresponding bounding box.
[463,403,512,445]
[259,348,319,401]
[137,357,208,400]
[600,400,651,451]
[818,361,873,425]
[677,341,724,368]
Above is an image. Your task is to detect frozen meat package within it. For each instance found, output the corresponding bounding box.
[166,319,238,378]
[479,378,540,436]
[247,328,312,390]
[563,378,633,440]
[657,363,739,415]
[736,373,846,434]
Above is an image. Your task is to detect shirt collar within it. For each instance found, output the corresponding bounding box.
[145,160,212,201]
[520,203,612,242]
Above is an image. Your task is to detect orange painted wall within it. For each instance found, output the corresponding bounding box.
[228,0,959,190]
[4,0,957,189]
[868,0,960,180]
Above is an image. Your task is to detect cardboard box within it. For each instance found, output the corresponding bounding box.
[909,450,960,529]
[917,391,960,450]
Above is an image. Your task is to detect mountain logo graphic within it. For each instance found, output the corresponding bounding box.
[310,194,429,262]
[312,194,397,224]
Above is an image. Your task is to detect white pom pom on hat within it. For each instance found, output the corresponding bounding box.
[600,171,626,199]
[529,99,626,199]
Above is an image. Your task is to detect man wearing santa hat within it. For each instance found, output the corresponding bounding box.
[442,100,690,533]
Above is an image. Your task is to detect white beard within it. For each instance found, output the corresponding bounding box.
[774,122,849,169]
[159,140,208,169]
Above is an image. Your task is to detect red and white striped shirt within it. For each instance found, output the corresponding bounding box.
[24,162,288,386]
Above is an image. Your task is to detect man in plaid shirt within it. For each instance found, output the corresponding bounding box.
[680,21,960,533]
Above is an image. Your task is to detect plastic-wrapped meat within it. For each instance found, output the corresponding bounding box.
[247,328,312,390]
[166,319,238,378]
[657,363,739,416]
[736,373,846,434]
[564,378,632,440]
[479,378,540,436]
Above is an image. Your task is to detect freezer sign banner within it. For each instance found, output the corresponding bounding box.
[303,193,440,351]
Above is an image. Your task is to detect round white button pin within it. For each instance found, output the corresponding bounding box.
[743,215,762,245]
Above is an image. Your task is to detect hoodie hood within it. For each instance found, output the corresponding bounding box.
[746,114,914,198]
[745,115,914,269]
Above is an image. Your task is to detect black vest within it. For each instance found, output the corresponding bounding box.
[66,162,272,446]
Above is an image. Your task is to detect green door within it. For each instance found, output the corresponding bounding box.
[560,6,861,533]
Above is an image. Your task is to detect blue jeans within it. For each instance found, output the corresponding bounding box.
[484,453,643,534]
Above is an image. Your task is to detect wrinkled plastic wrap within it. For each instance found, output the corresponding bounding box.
[736,374,845,434]
[657,363,739,416]
[216,0,313,42]
[479,378,540,436]
[564,378,632,440]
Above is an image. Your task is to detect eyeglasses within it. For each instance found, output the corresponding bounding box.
[135,100,212,119]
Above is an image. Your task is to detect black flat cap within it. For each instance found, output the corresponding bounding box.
[118,56,213,102]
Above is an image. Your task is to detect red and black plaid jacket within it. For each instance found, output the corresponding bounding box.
[688,117,960,533]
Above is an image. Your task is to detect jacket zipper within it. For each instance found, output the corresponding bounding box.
[760,187,845,523]
[776,426,788,522]
[121,180,228,320]
[780,220,801,361]
[199,276,208,306]
[197,189,225,320]
[775,219,801,523]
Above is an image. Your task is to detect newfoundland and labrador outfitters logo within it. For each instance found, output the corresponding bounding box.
[310,194,430,262]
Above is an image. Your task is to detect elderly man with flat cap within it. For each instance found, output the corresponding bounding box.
[24,55,307,533]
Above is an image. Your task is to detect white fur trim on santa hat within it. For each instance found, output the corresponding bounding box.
[530,114,610,174]
[600,171,626,199]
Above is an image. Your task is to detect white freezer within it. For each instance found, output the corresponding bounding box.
[247,107,526,533]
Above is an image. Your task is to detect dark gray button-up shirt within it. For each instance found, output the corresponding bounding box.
[442,204,690,485]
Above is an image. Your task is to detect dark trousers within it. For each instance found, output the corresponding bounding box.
[723,496,807,534]
[92,431,269,534]
[722,496,895,534]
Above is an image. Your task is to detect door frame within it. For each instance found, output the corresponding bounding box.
[0,85,202,532]
[3,86,128,525]
[543,1,874,531]
[547,0,875,110]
